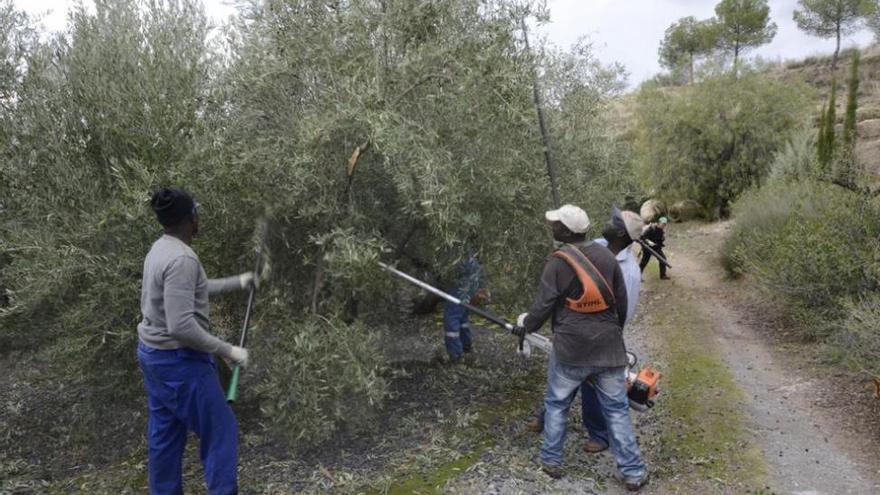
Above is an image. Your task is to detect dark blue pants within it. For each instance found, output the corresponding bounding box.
[533,383,609,447]
[639,246,667,278]
[581,381,610,446]
[443,301,472,359]
[137,342,238,495]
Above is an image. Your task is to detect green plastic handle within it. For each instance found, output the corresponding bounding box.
[226,364,241,402]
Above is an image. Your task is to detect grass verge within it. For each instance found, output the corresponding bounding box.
[645,266,768,492]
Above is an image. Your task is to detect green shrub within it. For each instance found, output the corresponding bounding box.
[828,294,880,376]
[633,72,812,218]
[723,180,880,338]
[768,128,821,181]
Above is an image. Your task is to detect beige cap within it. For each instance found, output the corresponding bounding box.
[545,204,590,234]
[621,211,645,242]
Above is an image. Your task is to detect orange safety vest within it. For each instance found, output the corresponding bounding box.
[552,244,615,314]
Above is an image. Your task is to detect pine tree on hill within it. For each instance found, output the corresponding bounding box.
[793,0,870,71]
[715,0,777,74]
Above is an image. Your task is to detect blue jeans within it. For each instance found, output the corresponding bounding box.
[541,351,646,479]
[443,301,472,358]
[137,342,238,495]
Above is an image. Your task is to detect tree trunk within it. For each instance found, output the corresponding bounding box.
[689,52,694,84]
[833,24,841,71]
[733,41,740,77]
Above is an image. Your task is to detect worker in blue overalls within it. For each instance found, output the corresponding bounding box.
[443,249,487,363]
[137,188,256,494]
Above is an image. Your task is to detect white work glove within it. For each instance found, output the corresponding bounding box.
[227,345,249,368]
[238,271,257,290]
[514,312,532,358]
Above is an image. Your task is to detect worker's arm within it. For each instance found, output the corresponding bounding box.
[473,259,490,304]
[521,257,568,334]
[207,272,253,295]
[163,256,235,357]
[611,264,628,329]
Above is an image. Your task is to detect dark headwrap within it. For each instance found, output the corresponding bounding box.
[150,188,196,227]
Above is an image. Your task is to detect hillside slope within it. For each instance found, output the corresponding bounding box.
[773,44,880,176]
[612,44,880,179]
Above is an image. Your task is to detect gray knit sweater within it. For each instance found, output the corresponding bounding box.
[137,234,242,357]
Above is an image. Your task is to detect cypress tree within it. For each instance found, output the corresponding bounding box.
[818,78,837,171]
[827,78,837,153]
[817,102,827,166]
[835,50,861,186]
[843,50,859,150]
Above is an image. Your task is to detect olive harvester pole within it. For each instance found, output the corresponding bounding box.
[379,263,661,411]
[378,262,551,357]
[226,248,263,403]
[521,16,560,209]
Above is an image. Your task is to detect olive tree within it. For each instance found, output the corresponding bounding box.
[634,73,811,218]
[0,0,637,452]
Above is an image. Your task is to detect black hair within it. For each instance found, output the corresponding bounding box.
[150,188,196,227]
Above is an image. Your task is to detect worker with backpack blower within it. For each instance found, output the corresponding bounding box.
[512,204,648,491]
[640,216,670,280]
[136,188,258,495]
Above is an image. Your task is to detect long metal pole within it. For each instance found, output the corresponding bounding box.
[378,262,551,354]
[226,249,262,403]
[521,17,560,209]
[634,239,672,269]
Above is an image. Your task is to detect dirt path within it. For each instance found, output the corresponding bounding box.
[666,222,880,495]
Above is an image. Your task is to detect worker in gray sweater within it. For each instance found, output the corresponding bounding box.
[137,188,254,495]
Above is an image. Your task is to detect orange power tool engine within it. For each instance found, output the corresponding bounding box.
[625,352,661,412]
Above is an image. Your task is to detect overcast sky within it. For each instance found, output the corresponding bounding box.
[14,0,878,86]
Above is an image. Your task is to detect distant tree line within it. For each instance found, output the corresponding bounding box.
[658,0,879,84]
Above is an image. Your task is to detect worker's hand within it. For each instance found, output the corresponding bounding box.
[645,240,656,247]
[472,288,490,306]
[227,345,249,368]
[258,257,272,285]
[238,271,257,290]
[516,312,528,328]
